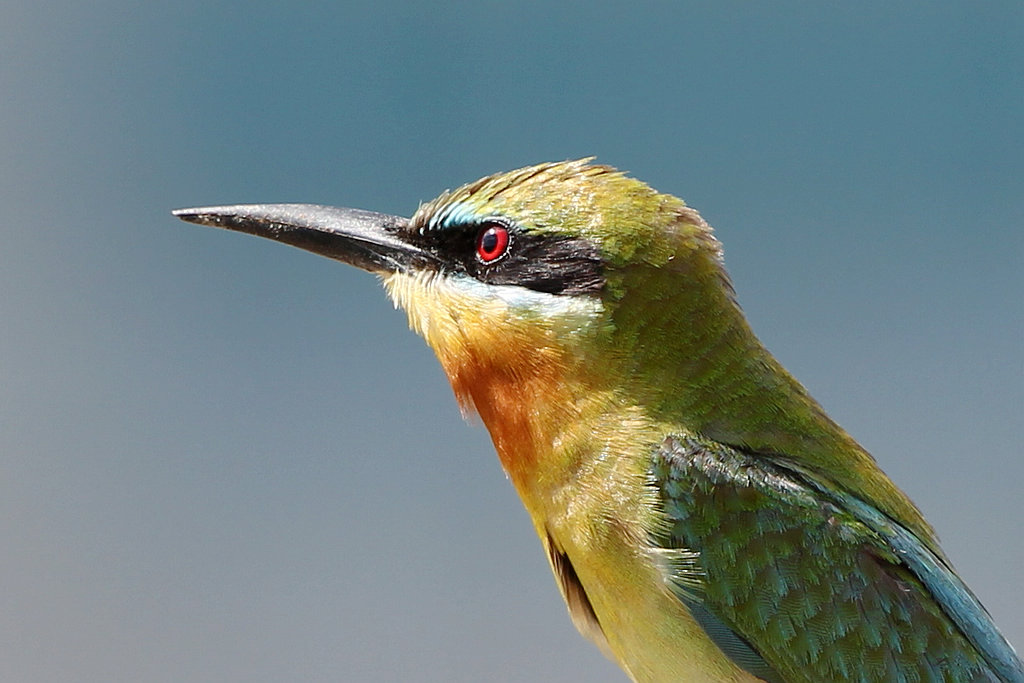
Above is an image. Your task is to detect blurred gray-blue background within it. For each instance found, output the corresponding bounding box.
[2,3,1021,681]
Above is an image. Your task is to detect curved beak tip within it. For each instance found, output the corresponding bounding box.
[172,206,236,228]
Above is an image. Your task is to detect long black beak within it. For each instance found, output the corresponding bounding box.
[173,204,434,273]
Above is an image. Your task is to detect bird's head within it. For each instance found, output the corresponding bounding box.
[390,159,738,408]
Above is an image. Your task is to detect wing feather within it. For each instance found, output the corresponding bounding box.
[650,435,1022,682]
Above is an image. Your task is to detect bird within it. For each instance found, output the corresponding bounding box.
[175,159,1022,682]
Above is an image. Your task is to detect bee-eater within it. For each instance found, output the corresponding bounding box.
[175,160,1022,682]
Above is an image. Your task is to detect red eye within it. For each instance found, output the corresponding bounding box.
[475,223,510,263]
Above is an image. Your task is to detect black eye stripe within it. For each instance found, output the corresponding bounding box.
[410,221,605,296]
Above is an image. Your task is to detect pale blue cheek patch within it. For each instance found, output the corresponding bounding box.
[446,274,605,338]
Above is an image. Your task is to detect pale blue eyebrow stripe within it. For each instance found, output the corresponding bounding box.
[427,201,488,231]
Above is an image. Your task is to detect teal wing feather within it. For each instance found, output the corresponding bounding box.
[650,435,1023,683]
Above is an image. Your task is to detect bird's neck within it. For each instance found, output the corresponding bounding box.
[605,260,936,549]
[385,265,934,551]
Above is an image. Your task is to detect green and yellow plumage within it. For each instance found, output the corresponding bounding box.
[176,159,1022,682]
[403,160,933,542]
